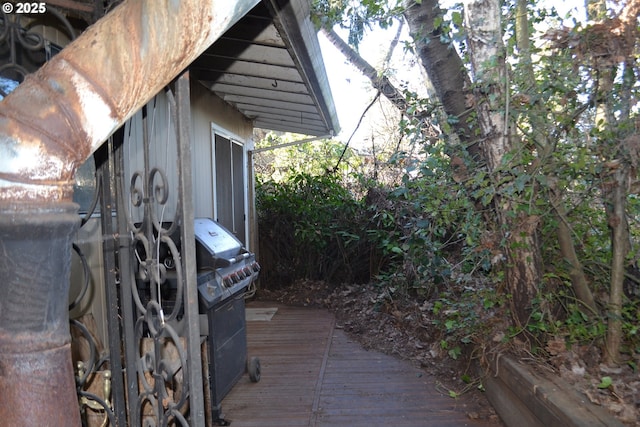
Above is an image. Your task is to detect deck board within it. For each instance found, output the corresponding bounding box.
[221,302,501,426]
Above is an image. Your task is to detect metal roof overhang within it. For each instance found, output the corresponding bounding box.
[190,0,340,137]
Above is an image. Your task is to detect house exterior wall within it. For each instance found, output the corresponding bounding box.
[190,79,254,247]
[121,80,253,228]
[123,91,178,224]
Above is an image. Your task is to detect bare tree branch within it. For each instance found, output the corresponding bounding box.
[321,27,425,120]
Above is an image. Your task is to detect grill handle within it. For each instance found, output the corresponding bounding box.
[227,252,250,266]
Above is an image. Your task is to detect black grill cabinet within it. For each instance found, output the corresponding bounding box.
[194,218,260,423]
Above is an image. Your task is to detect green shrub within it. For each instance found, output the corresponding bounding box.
[256,172,371,287]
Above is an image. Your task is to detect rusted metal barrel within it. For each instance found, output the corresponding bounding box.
[0,202,80,426]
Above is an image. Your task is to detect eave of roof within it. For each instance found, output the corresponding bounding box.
[190,0,340,137]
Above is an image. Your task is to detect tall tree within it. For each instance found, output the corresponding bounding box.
[314,0,640,356]
[516,0,596,314]
[402,0,478,159]
[318,0,543,323]
[321,27,418,119]
[401,0,543,323]
[585,0,640,364]
[461,0,541,324]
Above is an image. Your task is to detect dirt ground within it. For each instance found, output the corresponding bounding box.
[256,279,640,426]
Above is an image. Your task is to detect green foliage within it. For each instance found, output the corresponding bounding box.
[431,284,505,361]
[367,141,491,298]
[262,0,640,366]
[511,287,640,356]
[524,293,605,342]
[254,132,361,181]
[255,132,491,302]
[433,3,466,48]
[256,172,371,287]
[311,0,403,48]
[622,300,640,354]
[597,376,613,389]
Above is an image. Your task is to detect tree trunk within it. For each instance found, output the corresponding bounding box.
[515,0,531,60]
[399,0,542,324]
[551,190,598,314]
[516,1,596,314]
[586,0,640,364]
[605,165,630,364]
[402,0,479,160]
[463,0,541,325]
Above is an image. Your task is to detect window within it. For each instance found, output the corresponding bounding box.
[214,133,246,244]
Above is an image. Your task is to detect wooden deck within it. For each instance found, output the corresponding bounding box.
[220,301,501,426]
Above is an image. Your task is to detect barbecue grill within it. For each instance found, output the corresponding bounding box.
[194,218,260,307]
[135,218,261,425]
[193,218,261,423]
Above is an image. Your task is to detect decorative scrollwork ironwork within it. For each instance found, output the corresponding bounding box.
[0,7,75,93]
[135,300,189,427]
[117,84,198,426]
[71,319,116,427]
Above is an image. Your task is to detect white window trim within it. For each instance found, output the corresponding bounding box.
[210,123,250,247]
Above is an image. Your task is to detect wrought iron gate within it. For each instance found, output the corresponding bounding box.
[71,76,207,427]
[66,77,207,427]
[110,75,206,426]
[2,8,207,426]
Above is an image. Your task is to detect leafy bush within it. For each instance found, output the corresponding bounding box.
[256,172,371,287]
[367,142,491,298]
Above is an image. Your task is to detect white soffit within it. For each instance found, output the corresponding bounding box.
[191,0,339,136]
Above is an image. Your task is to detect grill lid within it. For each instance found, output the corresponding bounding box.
[194,218,243,267]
